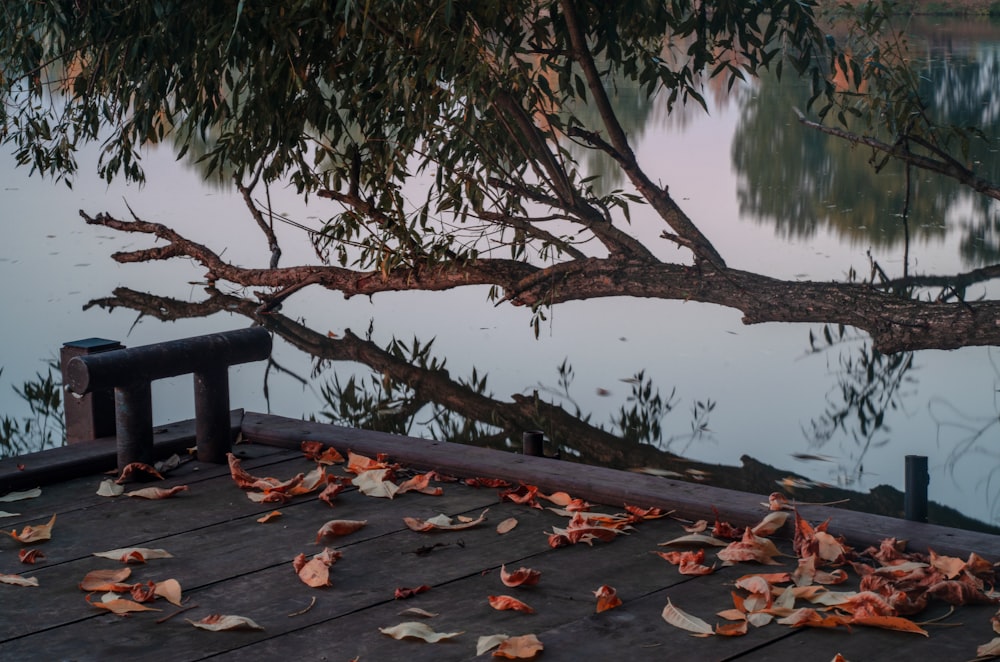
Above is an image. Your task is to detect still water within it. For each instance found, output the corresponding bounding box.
[2,18,1000,527]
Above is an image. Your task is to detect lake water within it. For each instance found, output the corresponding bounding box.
[2,17,1000,527]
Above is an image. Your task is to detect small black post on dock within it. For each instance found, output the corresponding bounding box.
[522,430,545,457]
[61,338,123,443]
[904,455,929,523]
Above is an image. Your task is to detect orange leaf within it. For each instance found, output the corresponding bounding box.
[500,565,541,588]
[397,473,443,496]
[929,549,966,580]
[18,548,44,564]
[79,568,132,591]
[593,585,622,613]
[624,504,672,521]
[315,519,367,543]
[87,593,161,614]
[131,581,158,602]
[296,558,331,588]
[346,451,392,474]
[717,528,784,565]
[256,510,282,523]
[488,595,535,614]
[7,513,56,543]
[463,476,510,488]
[851,615,928,636]
[115,462,164,484]
[125,485,189,499]
[538,491,590,511]
[301,440,345,465]
[493,633,543,659]
[715,619,749,636]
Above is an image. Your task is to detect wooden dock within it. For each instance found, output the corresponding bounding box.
[1,412,999,661]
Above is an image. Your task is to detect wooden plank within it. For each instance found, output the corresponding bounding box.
[0,410,245,493]
[242,412,1000,558]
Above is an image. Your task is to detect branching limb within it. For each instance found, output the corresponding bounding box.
[236,177,282,269]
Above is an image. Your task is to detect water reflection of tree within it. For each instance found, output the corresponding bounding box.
[731,41,1000,263]
[802,324,917,487]
[83,288,710,470]
[0,364,65,458]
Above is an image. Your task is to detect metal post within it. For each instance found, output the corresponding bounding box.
[194,365,231,463]
[904,455,929,523]
[114,382,153,468]
[522,430,545,457]
[60,338,123,442]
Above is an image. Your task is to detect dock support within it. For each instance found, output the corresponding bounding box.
[522,430,545,457]
[61,338,123,443]
[904,455,929,523]
[64,328,271,470]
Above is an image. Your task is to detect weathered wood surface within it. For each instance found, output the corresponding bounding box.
[242,412,1000,559]
[1,434,998,662]
[0,411,244,493]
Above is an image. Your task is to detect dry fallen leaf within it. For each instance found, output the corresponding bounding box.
[189,614,264,631]
[477,634,510,655]
[315,519,367,543]
[87,593,162,614]
[7,513,56,544]
[496,517,518,534]
[96,479,125,497]
[403,509,489,532]
[256,510,282,523]
[18,548,45,564]
[116,462,165,484]
[126,485,189,500]
[93,547,174,564]
[0,573,38,587]
[378,621,463,642]
[662,598,714,636]
[0,488,42,502]
[155,578,183,606]
[395,585,432,599]
[397,472,443,496]
[500,565,541,588]
[79,568,133,591]
[978,637,1000,658]
[353,469,400,499]
[399,607,438,618]
[493,633,544,659]
[594,585,623,613]
[488,595,535,614]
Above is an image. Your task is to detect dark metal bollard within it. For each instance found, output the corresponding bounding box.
[522,430,545,457]
[904,455,929,523]
[61,338,124,443]
[65,328,272,469]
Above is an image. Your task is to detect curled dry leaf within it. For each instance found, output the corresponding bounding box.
[346,451,394,474]
[353,468,400,499]
[378,621,463,642]
[493,633,544,659]
[477,634,510,656]
[256,510,282,523]
[293,548,342,588]
[397,472,443,496]
[155,578,183,606]
[189,614,264,631]
[93,547,174,564]
[116,462,165,484]
[301,440,345,465]
[978,637,1000,658]
[500,565,541,588]
[399,607,438,618]
[404,509,488,532]
[87,593,161,614]
[395,585,431,599]
[18,548,44,564]
[0,573,38,587]
[488,595,535,614]
[316,519,367,543]
[496,517,518,534]
[7,513,56,544]
[658,533,728,548]
[96,479,124,497]
[593,585,622,613]
[126,485,189,500]
[662,598,714,636]
[751,511,789,537]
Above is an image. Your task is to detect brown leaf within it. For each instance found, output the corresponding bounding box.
[395,585,431,599]
[79,568,132,591]
[403,509,488,532]
[6,513,56,543]
[256,510,282,523]
[18,548,44,564]
[87,593,161,614]
[850,615,928,636]
[593,585,622,613]
[500,565,541,588]
[301,440,345,465]
[488,595,535,614]
[296,558,330,588]
[116,462,165,484]
[496,517,518,534]
[315,519,367,543]
[397,473,443,496]
[126,485,189,499]
[715,619,749,636]
[492,633,544,659]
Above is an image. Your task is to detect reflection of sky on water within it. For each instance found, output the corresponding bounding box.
[2,35,1000,526]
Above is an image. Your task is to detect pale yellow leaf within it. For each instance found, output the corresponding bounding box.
[93,547,173,563]
[477,634,510,655]
[0,488,41,502]
[978,637,1000,657]
[658,533,728,547]
[398,607,438,618]
[96,479,124,497]
[155,578,183,606]
[497,517,518,534]
[0,573,38,586]
[378,621,463,642]
[662,598,714,636]
[189,614,264,631]
[353,469,399,499]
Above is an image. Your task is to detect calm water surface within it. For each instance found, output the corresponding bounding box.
[2,18,1000,526]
